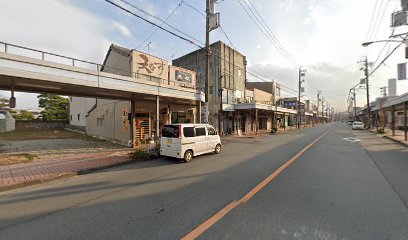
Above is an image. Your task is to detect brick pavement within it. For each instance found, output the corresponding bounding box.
[0,150,135,191]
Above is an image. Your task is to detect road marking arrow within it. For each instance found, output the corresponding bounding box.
[342,137,362,143]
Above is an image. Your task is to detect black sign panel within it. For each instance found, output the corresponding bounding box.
[175,70,192,84]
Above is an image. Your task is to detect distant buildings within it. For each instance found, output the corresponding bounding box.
[173,41,247,133]
[69,42,327,145]
[69,44,200,145]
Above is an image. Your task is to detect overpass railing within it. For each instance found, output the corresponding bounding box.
[0,41,195,90]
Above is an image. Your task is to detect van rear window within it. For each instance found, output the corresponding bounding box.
[162,125,179,138]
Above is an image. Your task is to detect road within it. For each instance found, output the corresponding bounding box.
[0,122,407,240]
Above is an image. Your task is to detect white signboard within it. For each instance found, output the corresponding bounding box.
[398,63,407,80]
[133,51,168,79]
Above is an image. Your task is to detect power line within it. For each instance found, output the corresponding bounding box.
[237,0,298,67]
[182,1,237,50]
[245,0,298,65]
[183,1,205,18]
[364,0,380,42]
[369,40,406,77]
[135,0,183,50]
[105,0,306,99]
[219,26,237,50]
[241,0,298,66]
[117,0,204,45]
[369,0,390,42]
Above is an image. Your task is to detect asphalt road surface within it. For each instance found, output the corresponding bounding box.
[0,122,407,240]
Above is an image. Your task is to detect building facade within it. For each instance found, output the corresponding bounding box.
[70,44,202,145]
[173,41,247,134]
[69,97,96,130]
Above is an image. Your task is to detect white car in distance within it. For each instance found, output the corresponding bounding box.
[352,121,364,130]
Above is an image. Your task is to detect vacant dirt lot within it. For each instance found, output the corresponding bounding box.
[0,130,126,165]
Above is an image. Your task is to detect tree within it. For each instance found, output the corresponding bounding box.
[0,96,17,116]
[37,94,69,121]
[0,97,10,108]
[14,110,35,120]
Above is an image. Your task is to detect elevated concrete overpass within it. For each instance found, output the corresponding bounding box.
[0,42,204,104]
[0,42,205,146]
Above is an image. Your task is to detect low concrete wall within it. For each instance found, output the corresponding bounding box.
[15,120,68,130]
[65,124,86,132]
[0,118,15,132]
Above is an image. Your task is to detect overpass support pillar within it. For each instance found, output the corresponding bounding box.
[392,105,396,137]
[156,96,160,142]
[129,98,136,148]
[404,102,407,141]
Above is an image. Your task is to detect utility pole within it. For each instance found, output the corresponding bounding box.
[205,0,210,124]
[364,56,371,129]
[297,67,306,129]
[321,97,324,122]
[317,90,321,123]
[352,88,357,120]
[205,0,220,128]
[298,68,301,129]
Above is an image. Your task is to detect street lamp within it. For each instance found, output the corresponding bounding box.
[362,39,406,47]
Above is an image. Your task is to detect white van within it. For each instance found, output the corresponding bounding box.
[160,124,222,162]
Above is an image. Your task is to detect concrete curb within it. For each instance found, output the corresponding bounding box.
[383,135,408,147]
[77,158,140,175]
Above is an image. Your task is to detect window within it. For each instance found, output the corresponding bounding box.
[209,86,213,94]
[195,127,206,136]
[70,114,72,121]
[183,127,195,138]
[207,127,216,136]
[77,114,80,121]
[97,118,103,127]
[162,125,179,138]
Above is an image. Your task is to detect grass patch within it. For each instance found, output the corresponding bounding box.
[0,129,84,141]
[0,153,37,166]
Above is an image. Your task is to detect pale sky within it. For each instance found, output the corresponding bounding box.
[1,0,408,111]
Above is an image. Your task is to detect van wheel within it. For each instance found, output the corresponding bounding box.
[215,144,221,154]
[184,150,193,163]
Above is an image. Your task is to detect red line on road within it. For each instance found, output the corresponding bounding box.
[181,127,333,240]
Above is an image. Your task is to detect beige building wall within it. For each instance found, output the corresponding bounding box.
[172,41,246,131]
[253,89,272,104]
[86,99,130,145]
[69,97,96,127]
[102,45,131,76]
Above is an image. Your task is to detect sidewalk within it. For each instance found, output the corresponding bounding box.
[0,149,136,191]
[369,128,408,146]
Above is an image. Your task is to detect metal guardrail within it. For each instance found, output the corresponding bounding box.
[0,41,195,90]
